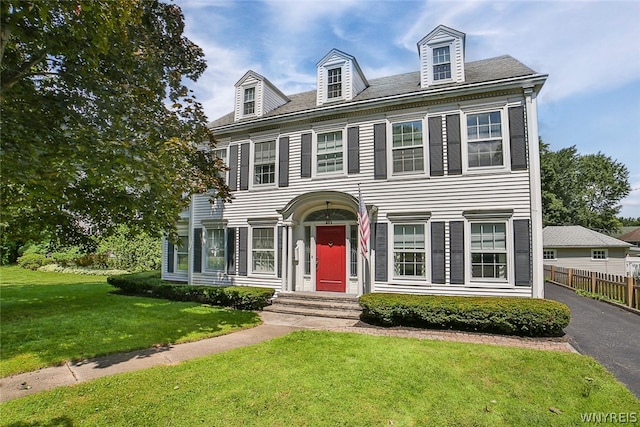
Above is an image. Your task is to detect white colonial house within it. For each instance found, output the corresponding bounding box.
[162,25,547,299]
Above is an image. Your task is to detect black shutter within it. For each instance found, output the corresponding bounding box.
[228,145,238,191]
[193,228,202,273]
[449,221,465,284]
[428,116,444,176]
[431,222,445,284]
[226,227,236,275]
[238,227,248,276]
[509,106,528,170]
[167,240,174,273]
[279,137,289,187]
[446,114,462,175]
[347,126,360,174]
[513,219,531,286]
[277,226,283,278]
[239,143,249,190]
[374,223,388,281]
[373,123,387,179]
[301,133,312,178]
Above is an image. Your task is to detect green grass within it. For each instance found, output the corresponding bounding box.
[0,266,261,377]
[2,331,638,426]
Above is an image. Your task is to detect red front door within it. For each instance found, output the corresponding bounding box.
[316,225,346,292]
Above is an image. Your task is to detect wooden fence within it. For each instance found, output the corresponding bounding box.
[544,265,640,310]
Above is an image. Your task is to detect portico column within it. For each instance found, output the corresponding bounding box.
[286,222,294,292]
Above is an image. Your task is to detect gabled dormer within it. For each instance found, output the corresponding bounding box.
[417,25,465,88]
[316,49,369,106]
[234,70,289,122]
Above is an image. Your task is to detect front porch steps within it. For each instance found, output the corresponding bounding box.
[263,292,363,320]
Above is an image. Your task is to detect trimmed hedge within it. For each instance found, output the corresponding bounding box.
[107,271,275,311]
[359,293,570,337]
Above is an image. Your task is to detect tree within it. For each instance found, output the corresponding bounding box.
[1,1,230,246]
[540,141,630,233]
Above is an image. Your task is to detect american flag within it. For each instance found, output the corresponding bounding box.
[358,187,370,258]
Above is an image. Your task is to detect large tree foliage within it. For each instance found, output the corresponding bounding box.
[540,141,630,233]
[1,1,229,245]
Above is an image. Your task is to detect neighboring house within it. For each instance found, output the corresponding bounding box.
[543,225,632,276]
[162,25,548,299]
[616,227,640,247]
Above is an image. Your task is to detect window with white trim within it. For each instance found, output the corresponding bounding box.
[470,222,507,280]
[243,87,255,116]
[327,67,342,99]
[433,46,451,81]
[205,228,225,271]
[592,249,608,260]
[543,250,557,260]
[316,130,343,174]
[466,111,504,168]
[253,141,276,185]
[213,147,227,180]
[393,224,426,278]
[252,227,275,273]
[392,121,424,174]
[176,235,189,272]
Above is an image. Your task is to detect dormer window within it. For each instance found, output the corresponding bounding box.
[243,87,255,115]
[433,46,451,81]
[327,67,342,99]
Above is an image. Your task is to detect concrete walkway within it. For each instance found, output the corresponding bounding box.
[545,282,640,399]
[1,311,574,403]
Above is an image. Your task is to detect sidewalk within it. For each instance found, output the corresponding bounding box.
[1,312,574,403]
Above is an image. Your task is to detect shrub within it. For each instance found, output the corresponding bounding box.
[50,247,84,267]
[359,293,570,337]
[97,226,161,272]
[107,272,275,311]
[17,253,53,270]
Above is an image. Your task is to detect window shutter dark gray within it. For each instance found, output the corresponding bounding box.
[277,226,283,278]
[193,228,202,274]
[374,222,387,281]
[446,114,462,175]
[428,116,444,176]
[166,240,174,273]
[509,106,527,170]
[278,137,289,187]
[373,123,387,180]
[347,126,360,174]
[239,143,249,190]
[238,227,248,276]
[449,221,465,284]
[226,227,236,275]
[228,145,238,191]
[513,219,531,286]
[301,133,312,178]
[431,222,445,283]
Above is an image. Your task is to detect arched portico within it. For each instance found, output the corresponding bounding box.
[277,191,368,295]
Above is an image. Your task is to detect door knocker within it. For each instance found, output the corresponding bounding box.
[328,240,334,247]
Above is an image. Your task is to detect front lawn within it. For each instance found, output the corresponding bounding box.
[2,330,638,426]
[0,266,261,377]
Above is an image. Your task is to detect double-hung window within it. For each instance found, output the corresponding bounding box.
[253,141,276,185]
[466,111,504,168]
[243,87,255,116]
[206,228,225,271]
[470,223,507,280]
[433,46,451,81]
[316,131,343,174]
[327,67,342,99]
[393,224,426,278]
[213,147,227,180]
[392,121,424,174]
[176,236,189,272]
[252,227,275,273]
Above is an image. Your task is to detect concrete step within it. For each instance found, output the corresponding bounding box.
[266,292,363,320]
[263,304,361,320]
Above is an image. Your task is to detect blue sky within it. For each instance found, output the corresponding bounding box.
[175,0,640,218]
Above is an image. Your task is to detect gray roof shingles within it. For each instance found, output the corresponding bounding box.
[543,226,632,248]
[210,55,540,128]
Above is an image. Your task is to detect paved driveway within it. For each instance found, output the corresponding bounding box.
[545,282,640,398]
